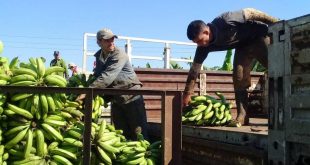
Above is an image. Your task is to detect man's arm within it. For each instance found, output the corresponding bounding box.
[243,8,279,24]
[183,46,208,106]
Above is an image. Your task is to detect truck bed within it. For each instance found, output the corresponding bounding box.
[148,118,268,165]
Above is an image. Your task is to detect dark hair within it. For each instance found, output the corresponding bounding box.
[187,20,207,40]
[54,51,60,56]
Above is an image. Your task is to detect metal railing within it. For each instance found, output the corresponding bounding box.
[82,33,196,73]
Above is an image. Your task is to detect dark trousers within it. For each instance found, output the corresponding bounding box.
[111,95,149,141]
[233,36,269,124]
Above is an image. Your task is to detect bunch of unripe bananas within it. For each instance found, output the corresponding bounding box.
[182,92,233,126]
[0,56,162,164]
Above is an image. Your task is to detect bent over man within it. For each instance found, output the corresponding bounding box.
[183,8,279,126]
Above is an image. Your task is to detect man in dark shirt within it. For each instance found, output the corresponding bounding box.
[50,51,69,79]
[183,8,279,126]
[76,28,148,140]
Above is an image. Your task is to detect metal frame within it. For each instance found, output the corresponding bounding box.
[82,33,196,73]
[0,86,182,165]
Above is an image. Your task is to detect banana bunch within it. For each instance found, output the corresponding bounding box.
[0,73,10,85]
[0,56,18,85]
[0,56,11,77]
[182,92,233,126]
[67,73,97,101]
[0,93,6,107]
[9,57,66,87]
[48,142,80,165]
[92,95,105,122]
[67,73,96,88]
[0,145,9,165]
[116,138,161,164]
[91,120,127,165]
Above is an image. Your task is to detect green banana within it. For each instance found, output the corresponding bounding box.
[47,142,59,151]
[5,127,28,149]
[45,94,56,112]
[63,138,83,147]
[44,75,67,87]
[23,129,33,158]
[0,79,7,85]
[41,123,63,141]
[11,93,33,102]
[45,66,65,76]
[97,146,112,165]
[10,74,36,83]
[4,125,29,137]
[7,103,33,119]
[191,104,207,116]
[9,57,19,70]
[67,129,82,140]
[12,68,37,78]
[51,148,77,160]
[35,129,45,157]
[39,94,49,118]
[203,110,214,120]
[36,57,45,78]
[0,74,10,81]
[126,156,146,165]
[11,156,43,165]
[46,115,64,121]
[98,141,120,154]
[52,155,73,165]
[43,119,67,127]
[10,81,37,86]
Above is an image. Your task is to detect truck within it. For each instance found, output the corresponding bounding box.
[137,14,310,165]
[0,13,308,165]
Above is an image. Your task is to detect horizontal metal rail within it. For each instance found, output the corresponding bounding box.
[83,33,196,72]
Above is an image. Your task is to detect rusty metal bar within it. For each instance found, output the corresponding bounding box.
[83,88,93,165]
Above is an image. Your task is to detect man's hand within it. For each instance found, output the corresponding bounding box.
[182,93,192,107]
[76,94,86,104]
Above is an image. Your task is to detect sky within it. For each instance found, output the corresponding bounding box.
[0,0,309,73]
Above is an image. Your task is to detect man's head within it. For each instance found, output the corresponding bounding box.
[68,62,76,70]
[187,20,212,46]
[96,28,118,52]
[53,51,60,60]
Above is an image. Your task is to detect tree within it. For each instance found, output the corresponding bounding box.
[221,49,233,71]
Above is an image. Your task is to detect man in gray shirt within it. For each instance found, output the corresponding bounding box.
[77,28,148,140]
[183,8,279,126]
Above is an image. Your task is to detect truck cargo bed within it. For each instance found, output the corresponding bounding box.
[148,118,268,165]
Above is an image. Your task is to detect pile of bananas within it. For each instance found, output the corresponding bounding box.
[182,92,233,126]
[0,56,17,85]
[0,56,162,164]
[67,74,96,88]
[91,120,161,165]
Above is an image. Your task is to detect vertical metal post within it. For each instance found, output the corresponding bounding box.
[200,73,207,95]
[83,88,93,165]
[163,43,170,69]
[162,91,182,164]
[125,39,132,63]
[82,33,88,74]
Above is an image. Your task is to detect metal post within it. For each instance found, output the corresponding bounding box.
[162,91,182,164]
[125,39,132,63]
[163,43,170,69]
[82,33,88,73]
[83,88,93,165]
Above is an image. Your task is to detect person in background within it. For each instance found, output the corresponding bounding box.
[50,51,69,79]
[68,62,80,76]
[76,28,148,140]
[183,8,279,126]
